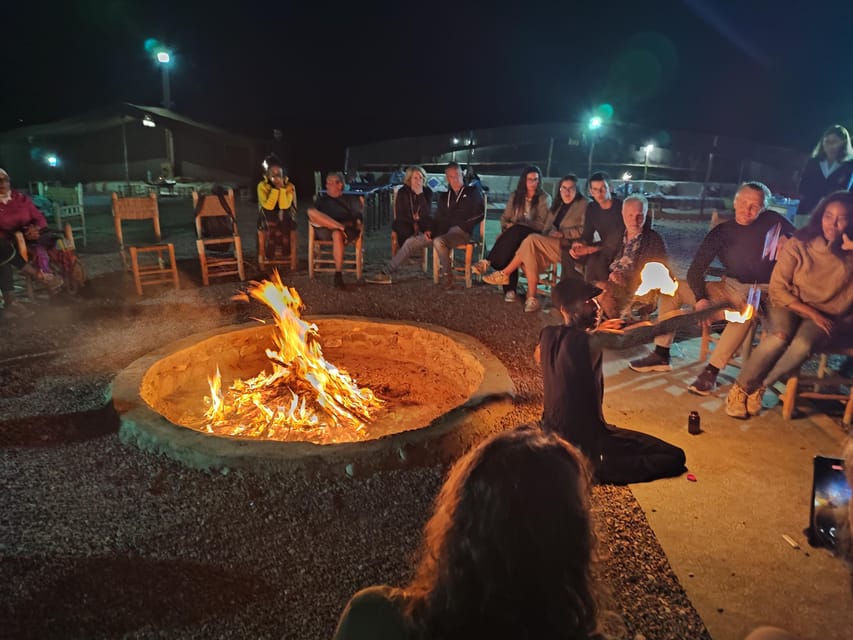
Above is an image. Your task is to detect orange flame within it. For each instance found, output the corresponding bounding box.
[203,272,382,441]
[634,262,678,296]
[723,304,755,323]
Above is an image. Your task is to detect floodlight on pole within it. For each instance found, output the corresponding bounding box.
[589,116,603,130]
[587,117,603,176]
[643,143,654,180]
[46,154,59,168]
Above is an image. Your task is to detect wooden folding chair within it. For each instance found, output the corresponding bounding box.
[111,192,179,296]
[193,189,245,286]
[432,193,488,289]
[308,220,364,280]
[780,347,853,426]
[40,183,86,247]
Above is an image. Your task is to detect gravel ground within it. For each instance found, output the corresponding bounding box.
[1,203,713,639]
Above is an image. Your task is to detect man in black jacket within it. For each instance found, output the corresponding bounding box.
[431,162,484,288]
[629,181,795,396]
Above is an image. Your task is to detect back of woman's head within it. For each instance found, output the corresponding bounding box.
[407,425,599,639]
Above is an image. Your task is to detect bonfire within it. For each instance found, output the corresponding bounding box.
[204,272,381,440]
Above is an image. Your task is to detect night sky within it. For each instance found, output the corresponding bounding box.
[4,0,852,168]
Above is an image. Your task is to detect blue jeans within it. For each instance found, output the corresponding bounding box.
[737,306,827,392]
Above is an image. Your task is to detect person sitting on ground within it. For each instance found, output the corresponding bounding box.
[333,425,606,640]
[307,171,364,290]
[536,278,687,484]
[568,172,625,283]
[482,174,588,312]
[0,168,63,298]
[593,194,670,320]
[725,191,853,418]
[370,162,482,289]
[257,155,297,266]
[629,181,796,396]
[471,165,551,302]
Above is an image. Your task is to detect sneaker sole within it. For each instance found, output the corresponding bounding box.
[725,409,749,419]
[629,363,672,373]
[687,385,713,396]
[366,279,392,285]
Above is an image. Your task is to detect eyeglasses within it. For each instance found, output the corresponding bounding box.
[559,185,576,192]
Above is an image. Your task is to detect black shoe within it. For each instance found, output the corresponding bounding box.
[333,273,346,290]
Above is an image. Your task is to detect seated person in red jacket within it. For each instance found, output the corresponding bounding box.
[0,168,63,299]
[536,278,686,485]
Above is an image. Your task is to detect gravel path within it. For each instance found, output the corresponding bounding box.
[1,205,712,639]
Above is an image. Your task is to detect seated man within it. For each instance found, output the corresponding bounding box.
[307,171,364,290]
[593,194,669,320]
[629,181,796,395]
[369,162,482,288]
[567,172,625,283]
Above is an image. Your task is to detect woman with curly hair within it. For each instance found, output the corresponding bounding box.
[333,426,605,640]
[727,191,853,418]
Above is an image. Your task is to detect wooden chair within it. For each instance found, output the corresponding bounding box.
[257,208,298,273]
[390,185,429,273]
[780,347,853,426]
[13,223,76,298]
[308,196,365,280]
[193,189,245,286]
[432,193,488,289]
[111,192,179,296]
[39,183,87,247]
[519,261,560,297]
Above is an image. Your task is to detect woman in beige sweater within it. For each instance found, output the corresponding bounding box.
[727,191,853,418]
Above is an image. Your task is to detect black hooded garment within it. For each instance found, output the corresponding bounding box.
[539,324,686,485]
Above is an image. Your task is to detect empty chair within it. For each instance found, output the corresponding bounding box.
[780,347,853,426]
[111,192,179,296]
[193,188,245,285]
[40,182,87,247]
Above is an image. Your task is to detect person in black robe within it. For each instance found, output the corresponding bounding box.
[535,278,686,485]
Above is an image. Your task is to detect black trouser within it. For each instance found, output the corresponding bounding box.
[0,237,25,296]
[487,225,537,293]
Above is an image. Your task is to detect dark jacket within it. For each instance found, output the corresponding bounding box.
[392,185,433,236]
[797,156,853,215]
[432,185,484,236]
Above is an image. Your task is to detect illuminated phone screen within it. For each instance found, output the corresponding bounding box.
[808,456,851,550]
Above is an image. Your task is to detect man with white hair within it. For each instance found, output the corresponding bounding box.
[629,181,795,396]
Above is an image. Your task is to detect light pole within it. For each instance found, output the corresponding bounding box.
[154,48,175,177]
[587,116,602,177]
[642,143,654,181]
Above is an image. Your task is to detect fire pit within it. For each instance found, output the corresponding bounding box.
[113,313,515,474]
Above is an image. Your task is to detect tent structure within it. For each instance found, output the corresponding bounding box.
[0,103,279,187]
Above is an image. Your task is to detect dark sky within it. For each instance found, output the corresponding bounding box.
[4,0,852,166]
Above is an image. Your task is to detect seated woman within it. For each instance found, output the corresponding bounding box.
[472,165,550,302]
[536,278,687,484]
[726,191,853,418]
[0,168,63,298]
[392,166,433,248]
[333,426,605,640]
[257,155,297,265]
[483,174,588,312]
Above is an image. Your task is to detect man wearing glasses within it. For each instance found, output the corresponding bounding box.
[568,172,625,283]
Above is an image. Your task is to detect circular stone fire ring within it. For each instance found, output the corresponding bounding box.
[113,316,516,475]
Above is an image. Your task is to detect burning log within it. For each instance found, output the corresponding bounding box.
[204,272,382,440]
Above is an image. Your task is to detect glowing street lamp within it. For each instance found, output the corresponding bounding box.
[587,117,603,176]
[154,48,173,109]
[46,154,59,168]
[643,143,654,180]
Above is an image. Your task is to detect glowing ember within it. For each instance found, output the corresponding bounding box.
[203,272,382,440]
[634,261,678,296]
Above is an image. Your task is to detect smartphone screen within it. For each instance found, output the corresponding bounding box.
[808,455,851,549]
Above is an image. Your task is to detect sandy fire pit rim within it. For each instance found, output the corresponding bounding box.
[112,315,516,472]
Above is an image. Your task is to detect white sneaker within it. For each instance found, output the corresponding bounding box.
[504,290,517,303]
[524,297,541,313]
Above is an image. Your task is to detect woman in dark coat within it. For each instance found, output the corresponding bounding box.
[796,124,853,215]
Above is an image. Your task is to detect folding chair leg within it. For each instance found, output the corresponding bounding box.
[168,244,179,290]
[290,229,298,271]
[781,375,798,420]
[197,239,209,286]
[464,245,473,288]
[235,237,246,281]
[130,247,143,296]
